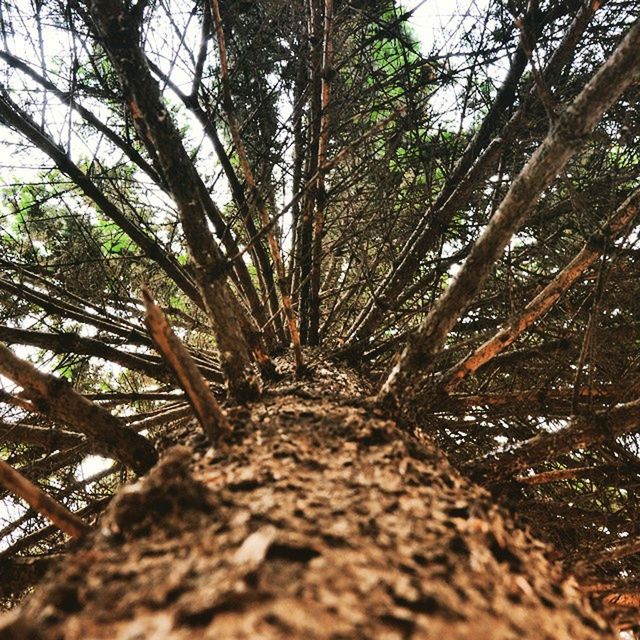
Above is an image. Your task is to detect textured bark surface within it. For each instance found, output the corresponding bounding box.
[0,364,612,639]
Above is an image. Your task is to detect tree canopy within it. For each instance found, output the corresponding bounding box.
[0,0,640,631]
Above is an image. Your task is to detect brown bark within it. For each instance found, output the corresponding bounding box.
[0,379,612,639]
[0,343,157,474]
[380,19,640,406]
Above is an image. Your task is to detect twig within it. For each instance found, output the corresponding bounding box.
[0,458,90,540]
[142,287,232,444]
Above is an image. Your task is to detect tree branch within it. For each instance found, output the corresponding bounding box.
[468,396,640,481]
[143,289,231,444]
[440,185,640,391]
[380,19,640,406]
[0,343,157,474]
[0,458,90,539]
[88,0,263,400]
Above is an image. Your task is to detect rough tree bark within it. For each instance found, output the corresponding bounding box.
[0,364,614,639]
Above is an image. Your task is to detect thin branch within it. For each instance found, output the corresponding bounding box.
[210,0,305,373]
[0,458,90,539]
[143,288,231,443]
[88,0,262,400]
[468,396,640,481]
[343,0,603,351]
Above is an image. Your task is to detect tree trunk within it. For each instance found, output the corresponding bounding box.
[0,366,612,639]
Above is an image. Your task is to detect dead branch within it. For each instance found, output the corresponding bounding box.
[441,185,640,391]
[0,343,157,474]
[380,19,640,406]
[515,464,617,485]
[468,396,640,480]
[142,289,231,443]
[445,383,640,413]
[342,1,601,352]
[88,0,262,401]
[0,458,90,540]
[0,496,111,561]
[0,88,200,306]
[210,0,304,374]
[0,420,83,450]
[0,325,171,382]
[308,0,335,345]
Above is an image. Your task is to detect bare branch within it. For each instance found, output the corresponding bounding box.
[210,0,305,374]
[0,343,157,474]
[142,288,231,444]
[468,396,640,481]
[87,0,263,400]
[380,19,640,406]
[343,0,603,351]
[441,185,640,391]
[0,458,90,540]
